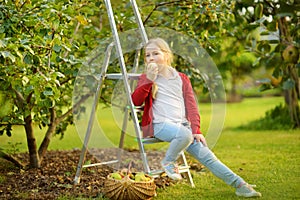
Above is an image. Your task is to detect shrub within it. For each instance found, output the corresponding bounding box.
[237,103,294,130]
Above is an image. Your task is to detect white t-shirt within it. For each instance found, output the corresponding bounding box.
[152,68,187,124]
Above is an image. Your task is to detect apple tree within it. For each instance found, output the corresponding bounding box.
[0,0,105,168]
[245,1,299,128]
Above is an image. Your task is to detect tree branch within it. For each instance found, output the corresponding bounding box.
[59,77,72,86]
[143,0,192,24]
[38,107,57,160]
[63,22,81,58]
[0,122,25,126]
[56,93,92,124]
[11,87,25,109]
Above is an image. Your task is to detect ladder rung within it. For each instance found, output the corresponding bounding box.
[148,169,164,177]
[142,137,163,144]
[82,160,119,168]
[125,105,143,111]
[178,165,191,172]
[147,165,190,177]
[106,73,140,80]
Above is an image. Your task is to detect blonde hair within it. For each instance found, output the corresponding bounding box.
[144,38,174,66]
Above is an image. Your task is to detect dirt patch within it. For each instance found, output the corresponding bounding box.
[0,149,204,199]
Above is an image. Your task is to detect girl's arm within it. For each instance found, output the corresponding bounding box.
[131,74,153,106]
[181,73,202,135]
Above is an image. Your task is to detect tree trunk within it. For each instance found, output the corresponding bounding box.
[278,17,300,128]
[229,72,242,102]
[284,64,300,128]
[24,114,40,168]
[38,107,57,163]
[38,122,57,163]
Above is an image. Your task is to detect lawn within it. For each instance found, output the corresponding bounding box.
[151,97,300,200]
[1,96,300,199]
[153,129,300,200]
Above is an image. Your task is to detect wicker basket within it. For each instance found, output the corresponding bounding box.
[103,173,156,200]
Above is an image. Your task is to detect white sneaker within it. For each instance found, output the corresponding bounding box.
[236,183,262,198]
[162,162,182,180]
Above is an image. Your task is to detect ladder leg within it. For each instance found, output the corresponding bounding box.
[116,110,128,169]
[74,79,102,184]
[180,152,195,187]
[74,43,114,184]
[130,0,148,44]
[119,47,141,151]
[129,0,152,175]
[117,48,141,168]
[104,0,150,173]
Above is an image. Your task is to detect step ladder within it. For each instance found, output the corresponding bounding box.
[73,0,194,188]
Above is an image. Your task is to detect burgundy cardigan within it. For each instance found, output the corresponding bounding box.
[131,73,202,138]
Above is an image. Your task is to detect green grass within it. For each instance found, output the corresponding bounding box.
[221,96,284,129]
[1,96,300,199]
[153,129,300,200]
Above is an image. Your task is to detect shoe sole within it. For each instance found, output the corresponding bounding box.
[236,192,262,198]
[165,171,182,180]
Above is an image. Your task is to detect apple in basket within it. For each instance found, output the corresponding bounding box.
[134,172,151,182]
[109,170,152,182]
[110,172,122,180]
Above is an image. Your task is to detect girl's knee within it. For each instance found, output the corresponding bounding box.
[179,132,193,145]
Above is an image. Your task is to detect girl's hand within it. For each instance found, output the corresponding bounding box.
[146,63,158,81]
[193,134,208,147]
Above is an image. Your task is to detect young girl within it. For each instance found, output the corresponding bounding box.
[131,38,261,198]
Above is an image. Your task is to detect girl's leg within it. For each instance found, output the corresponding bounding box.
[186,140,245,188]
[153,122,193,165]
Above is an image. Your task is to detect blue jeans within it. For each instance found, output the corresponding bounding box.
[153,122,245,188]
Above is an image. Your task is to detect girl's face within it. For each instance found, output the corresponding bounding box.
[145,43,168,67]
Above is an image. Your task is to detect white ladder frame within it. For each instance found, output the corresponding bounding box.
[73,0,195,188]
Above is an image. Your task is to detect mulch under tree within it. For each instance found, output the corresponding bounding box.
[0,149,204,200]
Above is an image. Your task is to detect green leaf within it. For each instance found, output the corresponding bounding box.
[274,43,285,53]
[23,54,33,64]
[6,127,12,137]
[23,45,35,55]
[0,26,5,34]
[39,28,50,37]
[53,44,62,53]
[62,44,71,52]
[0,40,6,48]
[43,99,54,108]
[0,51,16,62]
[25,85,34,95]
[13,48,23,60]
[20,39,30,45]
[54,71,65,78]
[252,57,261,67]
[0,81,10,90]
[33,55,41,65]
[52,19,60,31]
[257,42,271,53]
[43,90,53,96]
[95,1,102,7]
